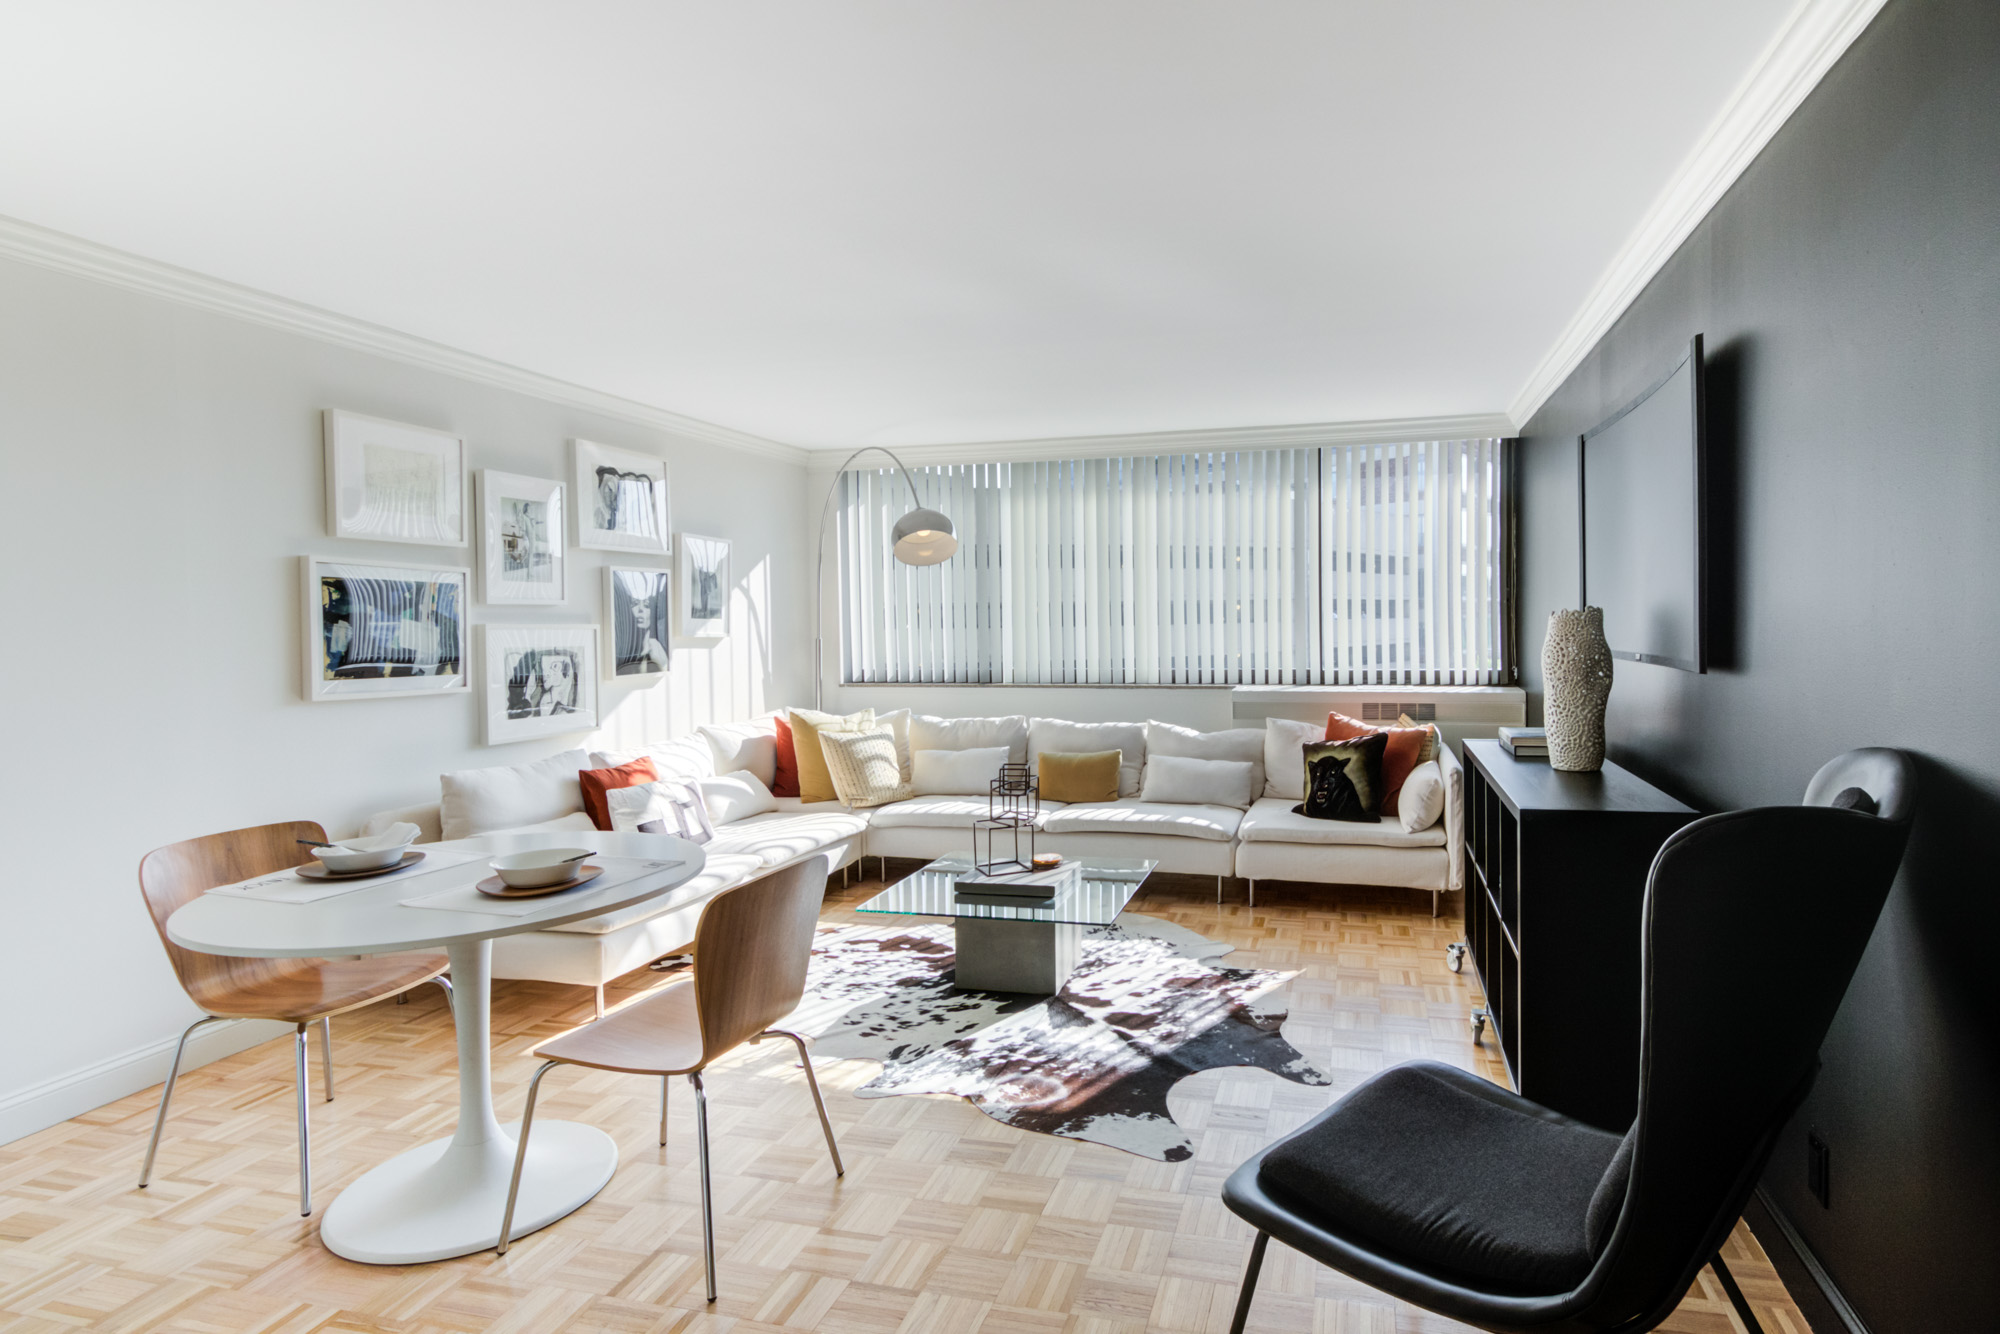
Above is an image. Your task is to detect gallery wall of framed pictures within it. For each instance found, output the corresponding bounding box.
[310,410,717,744]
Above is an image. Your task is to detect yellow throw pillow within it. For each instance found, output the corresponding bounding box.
[789,707,874,803]
[819,727,912,809]
[1038,749,1122,804]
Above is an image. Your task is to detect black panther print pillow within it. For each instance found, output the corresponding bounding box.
[1293,732,1388,822]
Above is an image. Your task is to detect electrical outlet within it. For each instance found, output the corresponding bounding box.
[1807,1130,1831,1208]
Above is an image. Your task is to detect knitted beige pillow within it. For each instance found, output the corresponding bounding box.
[819,726,912,809]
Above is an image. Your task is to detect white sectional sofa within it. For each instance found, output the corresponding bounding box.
[363,712,1463,1010]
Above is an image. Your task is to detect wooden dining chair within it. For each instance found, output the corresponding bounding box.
[497,855,842,1299]
[137,820,452,1216]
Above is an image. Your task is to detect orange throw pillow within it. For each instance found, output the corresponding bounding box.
[1325,712,1436,817]
[772,716,801,798]
[579,757,659,831]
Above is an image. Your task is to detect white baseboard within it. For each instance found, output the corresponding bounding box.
[0,1016,293,1146]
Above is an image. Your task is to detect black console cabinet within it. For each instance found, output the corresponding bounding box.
[1461,739,1697,1132]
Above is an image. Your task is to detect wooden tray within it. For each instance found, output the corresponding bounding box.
[295,850,425,880]
[475,866,604,899]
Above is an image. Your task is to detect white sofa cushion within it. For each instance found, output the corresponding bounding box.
[699,771,779,825]
[1263,718,1324,800]
[1029,718,1146,797]
[910,713,1029,764]
[1237,796,1447,848]
[1040,798,1242,842]
[1140,754,1258,809]
[875,707,915,784]
[1398,760,1446,833]
[912,746,1012,796]
[509,811,600,834]
[1146,721,1266,799]
[696,718,779,787]
[706,807,868,867]
[870,795,1066,830]
[439,748,591,840]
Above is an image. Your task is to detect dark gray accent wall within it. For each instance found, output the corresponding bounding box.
[1516,1,1999,1328]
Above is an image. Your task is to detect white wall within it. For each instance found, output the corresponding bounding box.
[0,256,809,1141]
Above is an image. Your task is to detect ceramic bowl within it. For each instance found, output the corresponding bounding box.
[489,848,593,889]
[311,843,407,874]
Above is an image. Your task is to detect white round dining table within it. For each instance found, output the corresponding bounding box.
[166,830,705,1265]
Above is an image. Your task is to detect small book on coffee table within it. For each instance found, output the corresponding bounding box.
[954,860,1081,901]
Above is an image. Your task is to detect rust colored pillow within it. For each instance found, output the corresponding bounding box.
[1325,712,1438,817]
[772,716,801,797]
[579,757,659,831]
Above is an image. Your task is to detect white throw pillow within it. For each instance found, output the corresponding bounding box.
[696,719,779,787]
[698,771,779,825]
[1398,759,1446,833]
[1029,718,1146,797]
[606,780,714,843]
[1262,718,1325,800]
[439,748,591,840]
[1140,754,1258,808]
[909,714,1029,764]
[1145,721,1265,798]
[874,707,914,784]
[912,746,1013,796]
[590,736,714,785]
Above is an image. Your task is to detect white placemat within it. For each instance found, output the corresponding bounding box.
[203,848,482,904]
[399,857,685,917]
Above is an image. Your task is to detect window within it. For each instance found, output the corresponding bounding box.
[837,439,1508,686]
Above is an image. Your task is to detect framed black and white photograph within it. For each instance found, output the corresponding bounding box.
[676,532,729,638]
[478,470,566,604]
[481,624,599,744]
[572,438,669,554]
[604,566,672,680]
[301,557,470,701]
[323,410,466,546]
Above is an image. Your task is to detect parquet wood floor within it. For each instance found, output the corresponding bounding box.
[0,874,1808,1333]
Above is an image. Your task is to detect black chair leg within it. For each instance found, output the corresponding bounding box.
[1227,1231,1270,1334]
[1710,1252,1765,1334]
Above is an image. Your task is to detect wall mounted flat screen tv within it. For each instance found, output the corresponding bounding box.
[1580,334,1706,673]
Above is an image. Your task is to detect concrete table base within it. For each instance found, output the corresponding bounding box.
[953,916,1082,994]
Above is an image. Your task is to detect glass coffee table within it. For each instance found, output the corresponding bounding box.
[854,854,1157,994]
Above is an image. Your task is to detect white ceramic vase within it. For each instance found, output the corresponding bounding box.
[1542,607,1612,772]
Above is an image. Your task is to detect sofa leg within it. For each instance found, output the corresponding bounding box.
[1247,879,1256,909]
[1216,875,1223,906]
[593,984,605,1019]
[1431,889,1440,918]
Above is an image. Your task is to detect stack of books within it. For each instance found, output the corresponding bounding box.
[1498,727,1549,759]
[955,860,1080,903]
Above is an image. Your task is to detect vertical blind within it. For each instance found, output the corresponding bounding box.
[838,439,1506,686]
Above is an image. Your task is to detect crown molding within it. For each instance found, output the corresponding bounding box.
[807,411,1516,468]
[1507,0,1889,429]
[0,213,808,466]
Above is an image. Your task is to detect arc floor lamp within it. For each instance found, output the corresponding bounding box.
[814,446,956,709]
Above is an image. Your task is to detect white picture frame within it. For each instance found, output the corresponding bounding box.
[481,623,599,745]
[676,532,730,639]
[573,438,670,554]
[478,470,567,605]
[604,566,672,680]
[323,410,466,546]
[302,556,470,701]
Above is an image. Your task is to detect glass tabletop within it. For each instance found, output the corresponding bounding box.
[854,854,1158,926]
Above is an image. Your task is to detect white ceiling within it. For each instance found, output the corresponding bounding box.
[0,1,1800,450]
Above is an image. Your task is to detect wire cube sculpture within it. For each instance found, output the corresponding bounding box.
[973,762,1039,874]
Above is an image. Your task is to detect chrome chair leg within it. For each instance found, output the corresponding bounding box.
[318,1016,335,1101]
[690,1071,717,1302]
[659,1075,671,1147]
[138,1014,224,1188]
[432,974,454,1005]
[293,1023,312,1216]
[1227,1231,1270,1334]
[496,1060,561,1255]
[769,1029,843,1176]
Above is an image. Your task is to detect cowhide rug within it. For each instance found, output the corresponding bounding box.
[787,915,1330,1161]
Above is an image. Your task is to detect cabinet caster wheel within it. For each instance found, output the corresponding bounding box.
[1446,943,1466,974]
[1469,1009,1488,1043]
